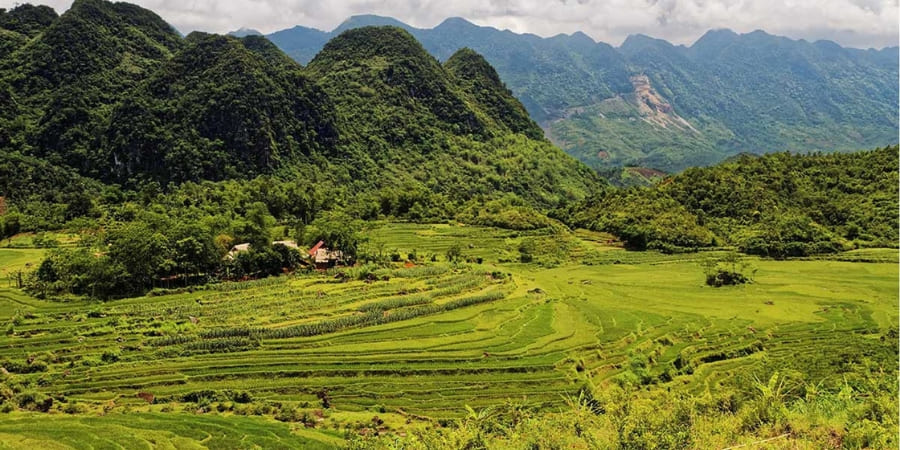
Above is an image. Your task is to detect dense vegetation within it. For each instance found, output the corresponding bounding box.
[0,224,896,449]
[0,1,894,298]
[0,4,56,60]
[0,1,603,302]
[0,1,598,202]
[0,1,894,303]
[104,32,338,184]
[444,48,545,140]
[563,146,899,256]
[0,0,183,176]
[267,15,898,171]
[0,2,896,448]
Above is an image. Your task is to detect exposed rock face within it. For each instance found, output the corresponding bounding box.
[629,74,697,133]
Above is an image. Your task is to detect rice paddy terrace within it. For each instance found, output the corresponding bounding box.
[0,224,897,447]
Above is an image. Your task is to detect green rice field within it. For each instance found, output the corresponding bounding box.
[0,223,896,448]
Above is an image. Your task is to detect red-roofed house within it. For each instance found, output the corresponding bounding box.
[309,240,325,257]
[307,241,344,269]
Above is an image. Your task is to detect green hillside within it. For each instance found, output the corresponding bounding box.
[564,145,899,255]
[0,4,56,59]
[267,16,899,172]
[307,26,489,150]
[445,48,545,140]
[0,3,598,207]
[104,31,338,184]
[0,0,182,177]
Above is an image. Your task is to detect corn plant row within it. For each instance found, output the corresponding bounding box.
[256,288,508,340]
[357,293,434,312]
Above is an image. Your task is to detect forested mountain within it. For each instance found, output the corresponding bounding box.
[444,48,545,141]
[267,16,899,171]
[561,145,899,256]
[104,32,337,184]
[0,0,182,177]
[0,4,56,59]
[0,1,599,208]
[303,26,597,206]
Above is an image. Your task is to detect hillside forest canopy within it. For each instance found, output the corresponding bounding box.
[264,14,899,172]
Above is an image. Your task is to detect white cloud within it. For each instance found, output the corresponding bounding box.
[3,0,897,48]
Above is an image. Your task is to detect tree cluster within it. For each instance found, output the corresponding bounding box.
[564,146,899,256]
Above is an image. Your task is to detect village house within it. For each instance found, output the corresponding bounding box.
[226,243,251,260]
[308,240,344,269]
[272,240,299,249]
[226,240,299,260]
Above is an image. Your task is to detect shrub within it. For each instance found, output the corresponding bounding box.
[275,405,303,422]
[446,243,462,262]
[63,401,85,414]
[701,253,755,287]
[706,269,750,287]
[230,391,253,404]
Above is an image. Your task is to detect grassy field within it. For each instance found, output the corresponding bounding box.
[0,412,341,449]
[0,224,896,448]
[0,231,80,249]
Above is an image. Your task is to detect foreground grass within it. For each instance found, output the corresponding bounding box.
[0,224,896,448]
[0,412,339,449]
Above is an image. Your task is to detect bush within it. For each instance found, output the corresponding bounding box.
[275,405,303,422]
[229,391,253,404]
[702,253,755,287]
[706,269,750,287]
[16,391,52,412]
[455,196,558,230]
[63,401,85,414]
[446,243,462,262]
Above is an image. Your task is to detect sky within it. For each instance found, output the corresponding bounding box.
[5,0,898,49]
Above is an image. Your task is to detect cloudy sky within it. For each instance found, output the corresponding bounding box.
[6,0,898,48]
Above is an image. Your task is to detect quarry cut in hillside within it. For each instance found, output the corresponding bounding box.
[628,74,700,133]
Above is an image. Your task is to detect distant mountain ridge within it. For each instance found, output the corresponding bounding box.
[265,15,899,171]
[227,27,262,37]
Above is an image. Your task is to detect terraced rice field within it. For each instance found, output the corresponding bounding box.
[0,223,896,447]
[0,413,340,449]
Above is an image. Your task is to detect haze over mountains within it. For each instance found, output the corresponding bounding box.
[262,15,899,171]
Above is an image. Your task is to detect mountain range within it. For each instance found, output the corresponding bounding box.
[0,0,895,210]
[262,15,899,171]
[0,0,598,209]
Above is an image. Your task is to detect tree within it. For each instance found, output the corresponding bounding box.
[701,253,756,287]
[0,212,20,244]
[63,191,95,221]
[241,202,275,250]
[172,235,219,278]
[303,211,364,263]
[446,243,462,262]
[106,222,170,292]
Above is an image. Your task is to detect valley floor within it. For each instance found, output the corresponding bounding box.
[0,223,896,448]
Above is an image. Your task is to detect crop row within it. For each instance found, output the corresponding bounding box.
[357,293,433,312]
[146,288,508,348]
